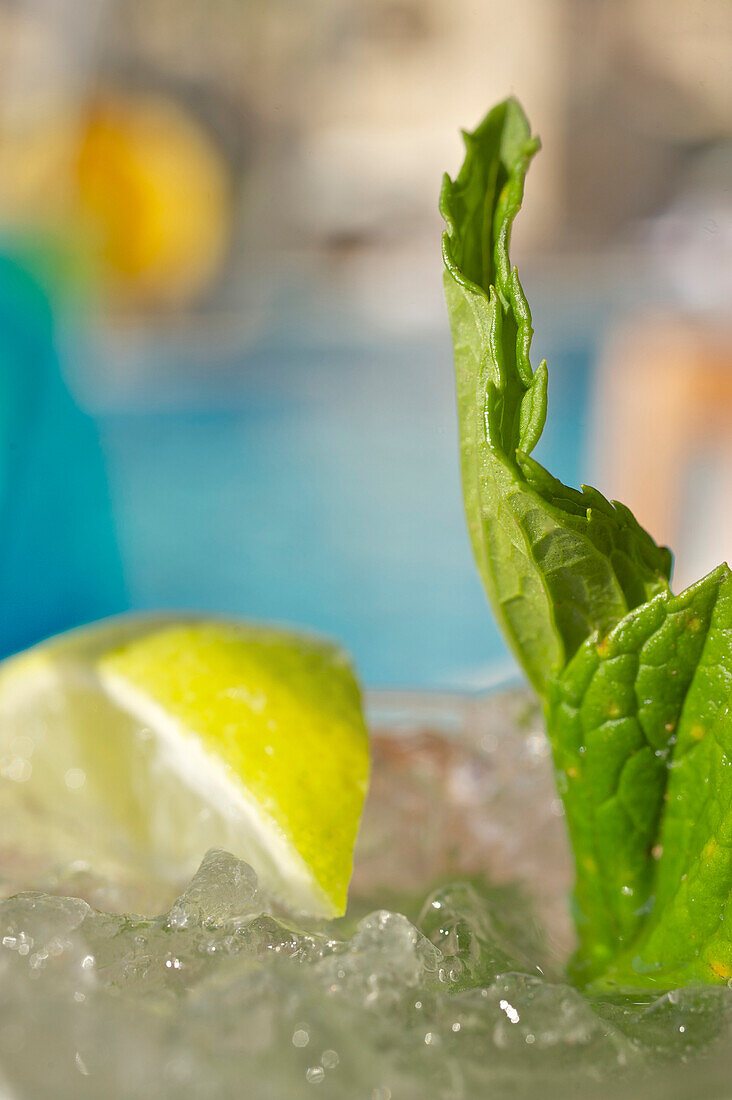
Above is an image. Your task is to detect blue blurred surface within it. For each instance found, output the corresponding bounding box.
[89,321,592,688]
[0,257,594,686]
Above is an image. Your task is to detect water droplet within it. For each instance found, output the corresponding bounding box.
[306,1066,325,1084]
[64,768,86,790]
[292,1028,310,1048]
[1,756,32,783]
[321,1050,339,1069]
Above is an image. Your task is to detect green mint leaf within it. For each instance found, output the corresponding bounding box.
[549,564,732,983]
[442,97,732,989]
[596,566,732,988]
[440,99,671,695]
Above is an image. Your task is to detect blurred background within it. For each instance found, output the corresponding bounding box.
[0,0,730,687]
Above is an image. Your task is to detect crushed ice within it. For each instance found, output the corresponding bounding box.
[0,849,730,1099]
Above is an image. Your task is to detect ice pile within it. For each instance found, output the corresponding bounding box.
[2,689,732,1099]
[1,848,732,1100]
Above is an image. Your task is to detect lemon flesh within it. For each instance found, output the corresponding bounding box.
[0,617,369,917]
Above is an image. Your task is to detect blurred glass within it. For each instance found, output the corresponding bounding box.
[0,0,729,684]
[0,253,125,656]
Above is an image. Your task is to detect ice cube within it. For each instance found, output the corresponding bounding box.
[165,849,260,930]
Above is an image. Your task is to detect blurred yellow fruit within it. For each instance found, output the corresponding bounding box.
[75,94,230,306]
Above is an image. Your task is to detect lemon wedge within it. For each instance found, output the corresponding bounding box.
[0,617,369,917]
